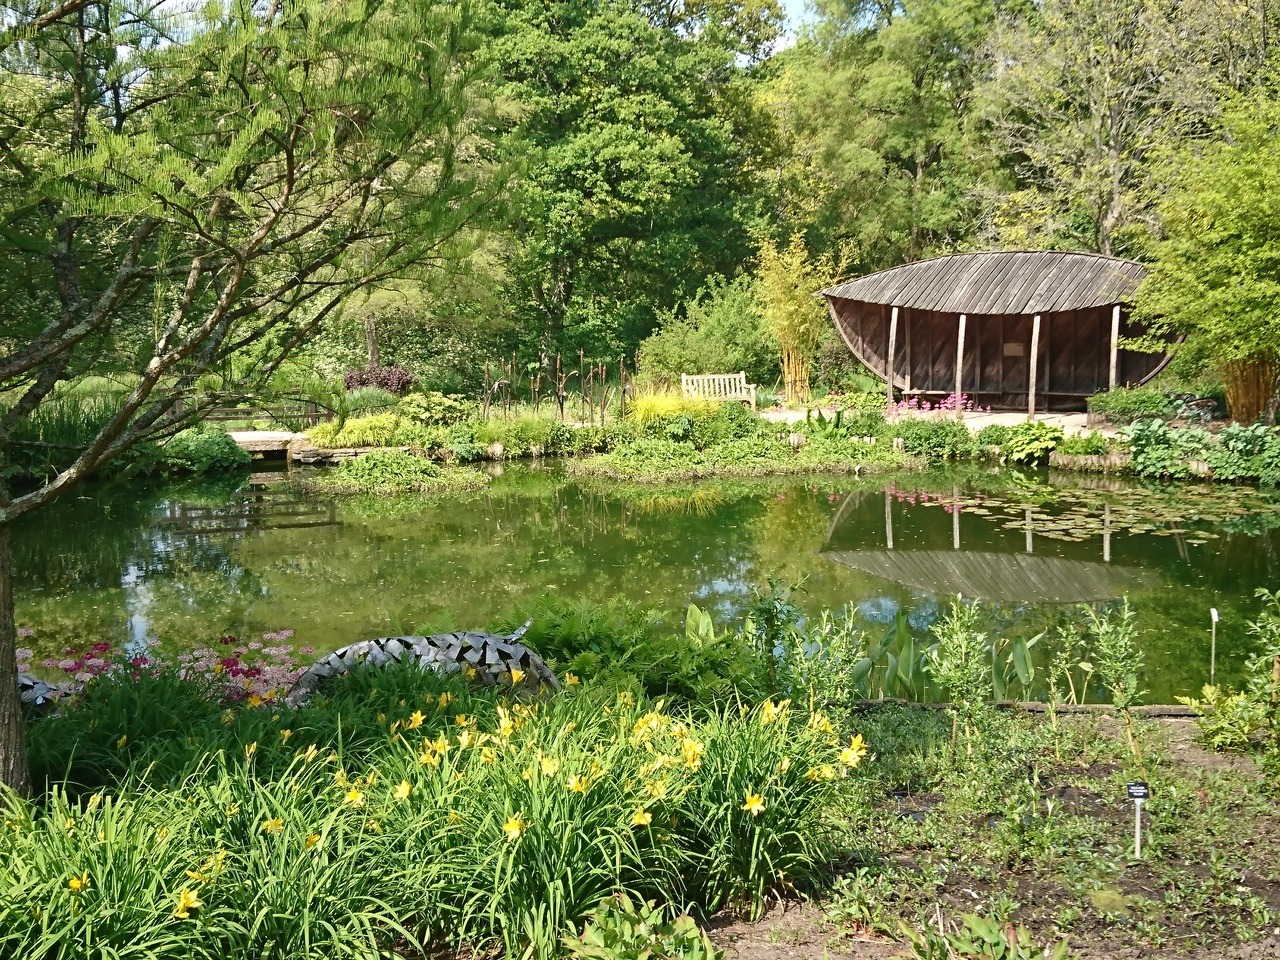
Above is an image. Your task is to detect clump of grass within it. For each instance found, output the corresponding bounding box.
[8,662,864,959]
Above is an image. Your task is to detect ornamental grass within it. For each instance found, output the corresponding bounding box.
[4,663,864,959]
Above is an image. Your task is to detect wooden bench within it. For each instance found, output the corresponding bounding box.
[680,372,757,409]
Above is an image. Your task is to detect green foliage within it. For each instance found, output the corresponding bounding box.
[397,391,478,427]
[1056,431,1110,456]
[159,427,252,475]
[976,424,1011,448]
[636,275,777,387]
[343,386,400,416]
[903,913,1072,960]
[894,419,975,464]
[565,894,718,960]
[1088,388,1173,424]
[1205,424,1280,484]
[999,423,1064,465]
[306,451,487,496]
[1184,589,1280,788]
[4,395,131,482]
[513,599,767,704]
[307,414,443,450]
[1138,94,1280,384]
[7,665,855,958]
[1084,601,1144,712]
[1120,419,1211,479]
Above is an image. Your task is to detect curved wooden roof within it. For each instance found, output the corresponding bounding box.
[822,251,1147,315]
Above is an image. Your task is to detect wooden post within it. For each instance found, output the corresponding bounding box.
[1025,507,1034,553]
[1028,313,1042,420]
[952,484,961,550]
[1103,502,1112,563]
[1109,304,1121,390]
[886,306,899,415]
[904,312,912,393]
[884,490,894,551]
[955,313,967,418]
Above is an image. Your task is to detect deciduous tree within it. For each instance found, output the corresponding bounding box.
[0,0,499,795]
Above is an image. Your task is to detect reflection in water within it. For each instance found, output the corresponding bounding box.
[12,466,1280,702]
[822,488,1151,602]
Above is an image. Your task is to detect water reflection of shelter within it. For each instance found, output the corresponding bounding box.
[822,488,1152,603]
[821,251,1169,413]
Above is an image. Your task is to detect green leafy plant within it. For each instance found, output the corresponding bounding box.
[1056,431,1110,456]
[397,391,477,426]
[564,894,718,960]
[1121,419,1211,479]
[894,418,975,463]
[1088,387,1173,424]
[903,913,1072,960]
[305,450,487,495]
[160,426,252,474]
[999,422,1064,464]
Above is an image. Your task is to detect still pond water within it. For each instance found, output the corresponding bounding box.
[14,464,1280,702]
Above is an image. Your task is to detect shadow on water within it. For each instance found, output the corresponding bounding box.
[13,464,1280,702]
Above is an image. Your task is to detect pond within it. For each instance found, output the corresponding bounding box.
[14,464,1280,703]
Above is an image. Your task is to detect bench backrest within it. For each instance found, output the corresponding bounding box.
[680,372,755,407]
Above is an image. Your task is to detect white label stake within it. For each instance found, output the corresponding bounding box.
[1127,782,1150,859]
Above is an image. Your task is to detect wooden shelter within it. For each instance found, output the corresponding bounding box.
[821,251,1169,412]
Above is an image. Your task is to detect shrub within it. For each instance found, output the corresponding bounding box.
[1205,423,1280,483]
[306,450,490,496]
[1088,387,1172,424]
[343,385,399,416]
[472,415,573,457]
[344,364,414,394]
[1000,422,1063,464]
[1121,419,1211,478]
[397,391,477,427]
[635,274,777,388]
[306,414,443,450]
[893,418,974,463]
[160,426,252,474]
[975,423,1011,448]
[1057,431,1110,456]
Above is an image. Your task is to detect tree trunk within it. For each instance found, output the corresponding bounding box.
[364,316,380,368]
[0,519,31,798]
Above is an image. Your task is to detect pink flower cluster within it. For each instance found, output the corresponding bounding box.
[887,482,964,514]
[38,631,306,705]
[178,634,304,703]
[890,393,992,415]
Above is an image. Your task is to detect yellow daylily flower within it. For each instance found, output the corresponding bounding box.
[393,780,412,801]
[502,815,527,841]
[496,706,515,738]
[406,711,425,730]
[438,691,455,708]
[343,788,365,807]
[244,742,257,759]
[509,668,526,686]
[566,774,589,794]
[116,734,127,749]
[564,672,580,687]
[305,833,321,849]
[279,729,293,743]
[172,887,203,919]
[68,871,90,894]
[631,806,653,827]
[261,818,283,834]
[455,713,472,727]
[742,793,766,816]
[480,747,497,765]
[447,810,465,825]
[760,699,790,726]
[539,754,561,777]
[300,744,319,764]
[680,738,704,768]
[839,734,869,768]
